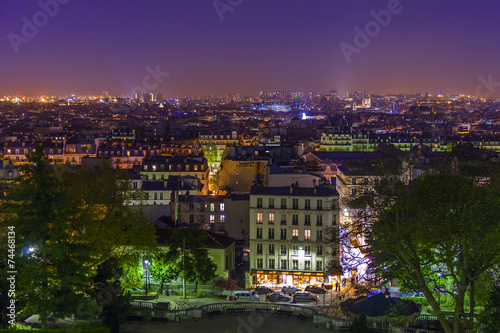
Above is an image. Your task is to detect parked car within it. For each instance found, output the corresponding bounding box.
[233,290,260,301]
[305,285,327,294]
[292,291,318,302]
[266,292,291,302]
[254,286,274,294]
[281,285,301,294]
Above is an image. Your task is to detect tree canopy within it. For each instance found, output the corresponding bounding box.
[364,171,500,333]
[0,147,157,328]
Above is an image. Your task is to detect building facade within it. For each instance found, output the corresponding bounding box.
[248,185,341,288]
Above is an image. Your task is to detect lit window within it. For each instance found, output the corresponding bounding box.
[220,215,225,223]
[210,215,215,223]
[144,165,148,171]
[268,213,274,224]
[210,203,215,212]
[220,203,224,212]
[305,229,311,240]
[152,165,157,171]
[292,229,298,239]
[292,260,298,270]
[256,213,263,223]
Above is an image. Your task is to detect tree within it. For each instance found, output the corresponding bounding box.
[2,146,91,327]
[149,254,178,293]
[479,280,500,333]
[1,147,158,327]
[366,172,500,333]
[187,255,217,295]
[212,277,240,296]
[163,229,217,298]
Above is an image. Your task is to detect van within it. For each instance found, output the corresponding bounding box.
[233,290,260,301]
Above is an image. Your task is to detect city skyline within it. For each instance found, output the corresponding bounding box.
[1,0,500,98]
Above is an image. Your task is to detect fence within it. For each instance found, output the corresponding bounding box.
[128,301,318,321]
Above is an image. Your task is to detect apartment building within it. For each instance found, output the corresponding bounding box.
[248,185,341,288]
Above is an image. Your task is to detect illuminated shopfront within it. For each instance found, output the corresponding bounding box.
[251,270,330,288]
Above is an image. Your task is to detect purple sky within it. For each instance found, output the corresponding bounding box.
[1,0,499,98]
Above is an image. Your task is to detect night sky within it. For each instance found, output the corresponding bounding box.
[1,0,499,98]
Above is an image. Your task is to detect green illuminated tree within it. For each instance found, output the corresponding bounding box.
[366,172,500,333]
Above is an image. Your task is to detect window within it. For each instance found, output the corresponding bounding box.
[152,165,157,171]
[186,165,190,171]
[257,198,263,208]
[305,199,310,210]
[220,215,225,223]
[210,203,215,212]
[152,175,156,180]
[220,203,224,212]
[257,244,262,254]
[256,213,263,224]
[268,244,274,254]
[133,182,138,189]
[292,198,298,209]
[317,230,323,241]
[200,204,205,211]
[292,260,299,270]
[144,165,148,171]
[194,165,198,171]
[317,245,323,256]
[268,213,274,224]
[257,258,263,268]
[268,198,274,209]
[280,229,287,240]
[268,259,275,269]
[200,215,205,223]
[169,165,172,170]
[189,203,194,211]
[316,261,323,271]
[280,260,287,270]
[305,229,311,240]
[280,244,287,255]
[154,192,157,200]
[256,228,262,239]
[210,215,215,223]
[268,228,274,239]
[281,198,287,209]
[316,215,323,226]
[160,193,163,200]
[317,199,323,210]
[292,229,298,240]
[292,245,299,255]
[305,260,311,270]
[304,215,311,226]
[177,165,182,171]
[305,245,311,256]
[280,214,287,225]
[292,214,298,225]
[189,215,194,223]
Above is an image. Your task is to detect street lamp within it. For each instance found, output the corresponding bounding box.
[144,260,150,295]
